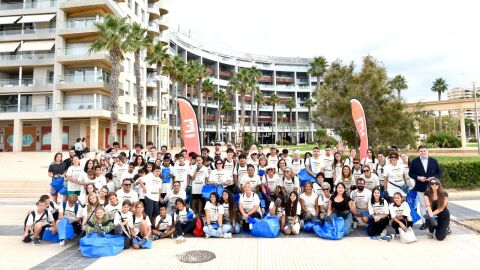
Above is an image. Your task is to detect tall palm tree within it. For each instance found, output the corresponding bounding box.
[221,100,234,143]
[248,66,261,133]
[184,60,196,99]
[202,79,215,144]
[146,42,171,147]
[308,56,329,90]
[286,98,296,144]
[389,75,408,99]
[124,22,152,144]
[213,89,227,141]
[269,93,280,144]
[231,68,250,147]
[432,77,448,132]
[163,56,185,147]
[304,98,315,143]
[254,90,265,143]
[192,63,209,142]
[89,14,129,145]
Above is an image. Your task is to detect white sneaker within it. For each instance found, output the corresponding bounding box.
[59,240,65,246]
[205,234,210,239]
[353,221,359,229]
[380,229,387,237]
[224,233,232,239]
[249,224,253,230]
[176,236,183,244]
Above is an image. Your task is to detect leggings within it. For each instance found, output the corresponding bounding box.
[391,216,413,234]
[242,212,262,231]
[367,217,390,236]
[175,220,196,237]
[426,209,450,241]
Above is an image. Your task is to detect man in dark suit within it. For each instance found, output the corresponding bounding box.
[409,145,442,230]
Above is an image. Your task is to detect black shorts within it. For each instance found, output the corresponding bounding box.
[192,194,203,200]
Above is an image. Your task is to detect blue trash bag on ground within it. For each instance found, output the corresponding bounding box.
[50,177,64,192]
[250,216,281,238]
[303,221,316,233]
[297,168,315,187]
[58,186,68,196]
[202,185,216,200]
[42,228,60,243]
[57,218,75,240]
[406,190,421,224]
[132,237,152,249]
[313,217,346,240]
[80,234,125,258]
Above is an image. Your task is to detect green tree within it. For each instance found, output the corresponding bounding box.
[89,14,129,144]
[389,74,408,100]
[316,56,416,148]
[213,89,227,141]
[125,22,152,144]
[304,98,315,143]
[269,93,280,144]
[432,77,448,132]
[229,68,250,147]
[163,56,185,147]
[254,90,265,142]
[286,98,296,144]
[221,100,234,143]
[184,60,197,100]
[202,79,215,144]
[308,56,329,90]
[248,67,261,133]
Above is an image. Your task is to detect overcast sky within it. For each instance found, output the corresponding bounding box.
[169,0,480,102]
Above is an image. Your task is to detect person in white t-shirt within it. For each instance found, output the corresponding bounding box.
[283,191,301,235]
[233,153,248,189]
[172,156,190,191]
[279,168,300,198]
[366,187,390,237]
[335,165,356,195]
[220,190,241,235]
[312,172,325,196]
[190,156,209,216]
[93,165,107,191]
[56,194,82,246]
[384,153,408,199]
[240,165,260,193]
[277,159,288,179]
[162,181,187,215]
[23,198,56,245]
[361,149,378,171]
[112,156,129,190]
[208,160,229,187]
[281,149,292,165]
[223,148,236,183]
[300,182,319,222]
[344,148,357,169]
[305,147,324,178]
[350,178,372,228]
[361,164,380,191]
[120,163,136,183]
[104,193,122,219]
[332,152,344,183]
[152,205,175,240]
[267,147,279,169]
[351,158,363,182]
[116,178,139,205]
[248,152,259,167]
[138,166,162,221]
[321,145,335,188]
[389,192,413,237]
[130,201,152,249]
[290,150,305,175]
[66,156,84,196]
[173,198,196,243]
[113,200,133,245]
[317,182,331,221]
[203,192,227,238]
[239,182,262,231]
[261,167,281,206]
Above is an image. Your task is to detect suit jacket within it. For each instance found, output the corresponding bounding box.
[409,157,442,192]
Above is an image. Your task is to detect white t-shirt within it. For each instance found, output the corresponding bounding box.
[130,214,152,234]
[384,163,406,196]
[114,211,133,226]
[66,165,84,192]
[350,189,372,211]
[204,201,225,222]
[312,182,323,196]
[241,174,260,188]
[318,194,330,212]
[104,203,122,218]
[290,159,305,175]
[300,192,318,216]
[362,157,378,171]
[285,201,302,222]
[335,176,355,194]
[223,159,236,177]
[267,155,279,169]
[368,200,389,216]
[321,154,334,178]
[164,189,187,214]
[190,165,208,195]
[26,210,54,226]
[239,193,261,216]
[120,171,135,182]
[209,169,228,186]
[174,207,195,223]
[375,162,388,185]
[268,201,285,218]
[280,176,300,195]
[112,163,128,189]
[116,189,139,204]
[93,175,107,191]
[352,168,363,182]
[233,164,249,186]
[143,173,162,201]
[58,203,83,219]
[389,202,412,221]
[106,181,116,193]
[153,214,173,231]
[306,156,324,174]
[334,163,343,180]
[173,163,190,190]
[262,174,280,194]
[363,174,380,191]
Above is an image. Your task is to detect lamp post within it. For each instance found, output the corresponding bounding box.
[474,82,480,155]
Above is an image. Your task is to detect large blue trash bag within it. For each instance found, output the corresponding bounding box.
[132,237,152,249]
[58,186,68,196]
[80,234,125,258]
[303,221,316,233]
[406,190,421,224]
[202,185,216,200]
[313,217,346,240]
[216,186,224,198]
[42,228,60,243]
[50,177,64,192]
[250,216,280,238]
[161,168,172,183]
[57,218,75,240]
[297,168,315,187]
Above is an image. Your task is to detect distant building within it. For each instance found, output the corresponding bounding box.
[448,87,480,120]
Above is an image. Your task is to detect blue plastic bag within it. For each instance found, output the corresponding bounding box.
[50,177,64,192]
[57,218,75,240]
[161,168,171,183]
[297,168,315,187]
[202,185,216,200]
[313,217,346,240]
[406,190,421,224]
[250,216,280,238]
[303,221,315,232]
[42,228,60,243]
[132,237,152,249]
[58,186,68,196]
[80,234,125,258]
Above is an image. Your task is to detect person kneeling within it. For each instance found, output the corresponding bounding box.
[23,197,57,246]
[152,205,175,240]
[82,206,113,235]
[130,201,152,249]
[203,192,226,238]
[366,188,390,237]
[283,191,300,235]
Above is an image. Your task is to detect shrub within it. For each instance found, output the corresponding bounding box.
[468,138,478,143]
[439,161,480,189]
[244,133,254,150]
[426,133,461,148]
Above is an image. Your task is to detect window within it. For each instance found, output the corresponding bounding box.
[47,70,54,84]
[125,80,130,95]
[125,58,131,73]
[45,95,52,110]
[135,2,139,16]
[125,102,130,115]
[133,83,137,97]
[133,104,137,116]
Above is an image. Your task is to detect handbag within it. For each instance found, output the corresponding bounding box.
[399,227,417,244]
[80,234,125,257]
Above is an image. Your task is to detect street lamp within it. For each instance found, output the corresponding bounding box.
[474,82,480,155]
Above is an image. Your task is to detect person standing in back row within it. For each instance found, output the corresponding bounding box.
[408,145,442,230]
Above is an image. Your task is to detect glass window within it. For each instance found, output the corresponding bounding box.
[125,102,130,115]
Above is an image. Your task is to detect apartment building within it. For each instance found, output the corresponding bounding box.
[0,0,170,152]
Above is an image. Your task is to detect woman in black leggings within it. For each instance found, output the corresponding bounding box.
[424,178,450,241]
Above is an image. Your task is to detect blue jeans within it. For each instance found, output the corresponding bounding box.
[222,220,241,234]
[203,225,223,237]
[331,211,353,236]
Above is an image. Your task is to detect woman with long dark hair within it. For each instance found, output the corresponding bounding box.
[220,190,240,236]
[366,187,390,236]
[283,191,301,235]
[203,192,225,238]
[48,153,66,203]
[424,178,450,241]
[327,182,356,235]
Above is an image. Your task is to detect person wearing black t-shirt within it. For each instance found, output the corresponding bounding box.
[63,149,76,170]
[327,182,356,235]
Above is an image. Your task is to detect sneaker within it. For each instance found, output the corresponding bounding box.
[353,221,358,229]
[153,235,160,241]
[176,236,183,244]
[180,236,186,243]
[224,233,232,239]
[419,223,427,230]
[249,224,253,230]
[427,232,434,239]
[380,229,387,237]
[205,234,210,239]
[33,238,40,246]
[447,227,452,234]
[59,240,65,246]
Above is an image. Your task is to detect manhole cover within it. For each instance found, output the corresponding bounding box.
[177,250,216,263]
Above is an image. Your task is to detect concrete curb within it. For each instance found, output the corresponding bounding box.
[451,215,480,234]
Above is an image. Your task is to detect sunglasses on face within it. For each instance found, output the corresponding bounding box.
[216,163,223,166]
[123,184,131,187]
[430,182,439,186]
[390,157,398,159]
[322,188,329,191]
[364,170,370,172]
[353,162,360,164]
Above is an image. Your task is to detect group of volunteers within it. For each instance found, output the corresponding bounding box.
[23,141,451,249]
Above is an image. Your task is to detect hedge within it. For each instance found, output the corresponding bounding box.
[439,161,480,189]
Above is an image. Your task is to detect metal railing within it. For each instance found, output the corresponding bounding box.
[58,73,110,84]
[146,97,157,103]
[57,46,108,57]
[0,105,18,113]
[0,78,51,87]
[0,27,54,36]
[61,18,102,29]
[0,52,55,61]
[0,0,57,10]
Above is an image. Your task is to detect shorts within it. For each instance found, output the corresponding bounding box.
[68,191,81,196]
[38,224,52,238]
[192,194,203,200]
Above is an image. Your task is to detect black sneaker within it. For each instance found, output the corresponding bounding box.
[33,238,40,246]
[419,223,427,230]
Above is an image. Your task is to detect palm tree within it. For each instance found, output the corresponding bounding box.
[269,93,280,144]
[389,75,408,99]
[286,98,296,144]
[431,78,448,132]
[202,79,215,144]
[146,42,171,147]
[221,100,234,143]
[124,22,152,144]
[89,14,129,145]
[248,67,261,133]
[184,60,197,99]
[229,68,250,147]
[213,89,227,141]
[192,63,209,142]
[308,56,329,90]
[163,56,185,147]
[304,98,315,143]
[254,90,265,143]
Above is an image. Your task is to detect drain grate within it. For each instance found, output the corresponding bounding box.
[177,250,216,264]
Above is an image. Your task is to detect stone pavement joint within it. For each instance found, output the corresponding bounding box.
[30,245,98,270]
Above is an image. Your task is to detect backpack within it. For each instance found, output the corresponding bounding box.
[23,211,48,243]
[193,217,204,237]
[62,202,79,216]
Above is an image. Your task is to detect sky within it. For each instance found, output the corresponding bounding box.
[168,0,480,103]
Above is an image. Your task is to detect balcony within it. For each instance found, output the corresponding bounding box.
[57,46,110,66]
[159,0,168,15]
[146,97,157,106]
[0,52,54,67]
[58,18,102,38]
[147,4,160,18]
[219,70,232,78]
[56,73,111,92]
[147,22,160,36]
[258,76,273,83]
[59,0,124,18]
[158,33,169,45]
[146,77,156,88]
[158,16,168,31]
[0,0,57,11]
[276,76,294,83]
[0,27,55,41]
[0,78,53,92]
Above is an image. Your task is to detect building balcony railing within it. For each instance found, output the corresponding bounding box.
[0,105,18,113]
[0,0,57,10]
[0,52,55,62]
[57,46,107,57]
[0,104,53,113]
[61,18,102,29]
[0,78,52,87]
[58,73,110,84]
[0,27,55,36]
[56,101,110,111]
